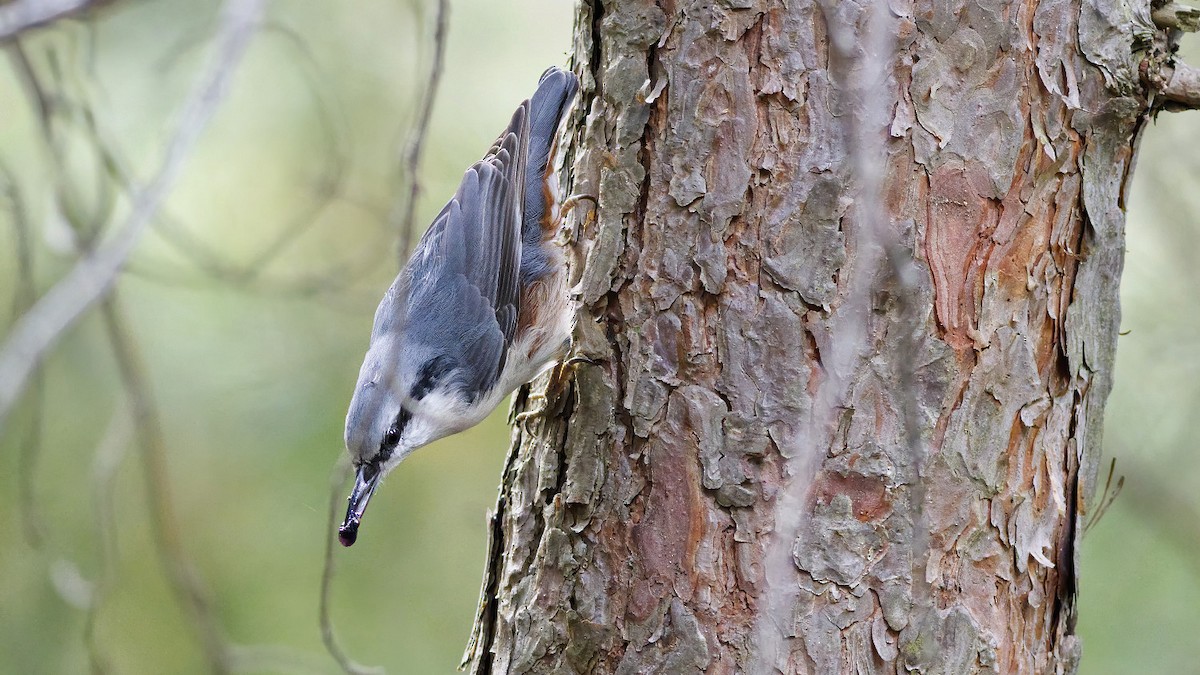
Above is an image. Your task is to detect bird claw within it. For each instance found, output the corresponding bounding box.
[560,193,598,216]
[563,353,598,368]
[557,194,598,250]
[513,391,549,426]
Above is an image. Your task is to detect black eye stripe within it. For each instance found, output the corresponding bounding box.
[380,406,412,452]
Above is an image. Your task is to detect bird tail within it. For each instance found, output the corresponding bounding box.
[520,66,579,284]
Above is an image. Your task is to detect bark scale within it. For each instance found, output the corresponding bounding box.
[466,1,1152,672]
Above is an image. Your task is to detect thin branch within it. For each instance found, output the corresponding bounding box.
[140,19,354,285]
[319,458,385,675]
[101,295,328,675]
[92,167,322,675]
[15,367,46,546]
[0,0,265,434]
[391,0,448,264]
[9,41,121,248]
[0,0,100,43]
[70,86,374,296]
[1085,457,1125,534]
[1151,2,1200,31]
[1161,61,1200,108]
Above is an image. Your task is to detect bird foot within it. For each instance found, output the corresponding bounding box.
[513,391,550,426]
[557,194,598,250]
[512,353,599,428]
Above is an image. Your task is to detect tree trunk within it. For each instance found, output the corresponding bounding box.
[465,0,1150,672]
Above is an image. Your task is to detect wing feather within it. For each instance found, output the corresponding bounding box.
[381,102,530,400]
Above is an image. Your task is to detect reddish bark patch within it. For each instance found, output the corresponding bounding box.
[925,160,999,351]
[813,471,891,522]
[632,432,706,608]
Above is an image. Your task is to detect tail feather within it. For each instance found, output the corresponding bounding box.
[520,66,579,285]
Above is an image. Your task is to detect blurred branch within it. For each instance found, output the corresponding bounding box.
[319,458,385,675]
[102,293,329,675]
[391,0,448,264]
[83,410,132,675]
[145,19,354,287]
[0,0,104,42]
[0,161,49,546]
[101,294,234,673]
[64,19,379,299]
[0,0,265,434]
[69,80,366,296]
[7,42,51,124]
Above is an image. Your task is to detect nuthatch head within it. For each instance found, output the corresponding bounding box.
[338,67,580,546]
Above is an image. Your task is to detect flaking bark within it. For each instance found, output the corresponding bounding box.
[466,1,1154,672]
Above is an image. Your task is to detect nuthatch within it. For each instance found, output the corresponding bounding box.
[338,67,580,546]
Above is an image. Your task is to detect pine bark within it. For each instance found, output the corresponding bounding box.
[466,0,1150,672]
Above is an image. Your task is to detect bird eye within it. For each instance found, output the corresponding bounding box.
[383,426,401,447]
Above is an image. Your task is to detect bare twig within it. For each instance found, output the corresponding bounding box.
[15,369,46,546]
[0,0,100,42]
[145,19,354,286]
[68,88,370,296]
[319,458,385,675]
[1085,457,1125,534]
[1151,2,1200,31]
[1161,61,1200,107]
[391,0,448,264]
[0,0,265,434]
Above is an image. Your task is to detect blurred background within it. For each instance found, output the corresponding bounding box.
[0,1,1195,673]
[0,1,573,673]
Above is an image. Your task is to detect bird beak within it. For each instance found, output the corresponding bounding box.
[338,463,381,547]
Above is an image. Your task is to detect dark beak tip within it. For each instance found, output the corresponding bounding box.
[338,522,359,547]
[339,463,378,548]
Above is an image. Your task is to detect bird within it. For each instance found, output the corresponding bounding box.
[338,67,580,547]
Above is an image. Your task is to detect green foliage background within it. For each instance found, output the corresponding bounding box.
[0,2,1194,673]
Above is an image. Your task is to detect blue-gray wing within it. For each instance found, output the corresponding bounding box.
[385,102,530,400]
